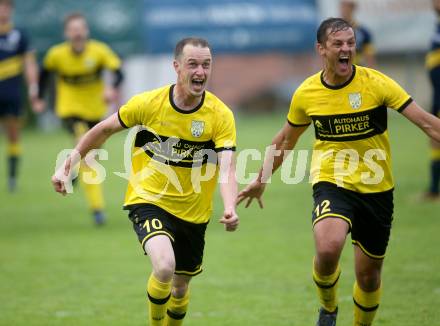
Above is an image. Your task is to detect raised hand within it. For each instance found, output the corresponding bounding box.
[236,180,266,209]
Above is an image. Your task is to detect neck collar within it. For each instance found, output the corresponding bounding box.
[169,84,205,114]
[320,65,356,90]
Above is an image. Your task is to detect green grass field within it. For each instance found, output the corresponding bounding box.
[1,112,440,325]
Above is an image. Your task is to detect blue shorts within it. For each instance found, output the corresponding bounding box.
[0,98,22,117]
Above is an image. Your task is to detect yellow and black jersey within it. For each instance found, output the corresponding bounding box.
[43,39,121,121]
[118,84,236,224]
[287,65,412,193]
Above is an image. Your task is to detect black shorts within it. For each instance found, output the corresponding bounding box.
[0,98,22,117]
[62,117,100,137]
[312,182,394,259]
[126,203,208,276]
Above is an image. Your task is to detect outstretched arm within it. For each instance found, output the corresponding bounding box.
[51,113,125,194]
[402,101,440,142]
[218,150,239,231]
[237,122,308,208]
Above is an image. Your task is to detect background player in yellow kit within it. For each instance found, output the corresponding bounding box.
[0,0,39,191]
[37,12,123,224]
[51,37,239,325]
[237,18,440,326]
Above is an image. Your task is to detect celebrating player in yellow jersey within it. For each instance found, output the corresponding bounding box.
[37,12,123,225]
[237,18,440,326]
[51,37,239,325]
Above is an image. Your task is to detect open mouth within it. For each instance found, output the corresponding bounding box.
[338,56,350,70]
[192,79,204,89]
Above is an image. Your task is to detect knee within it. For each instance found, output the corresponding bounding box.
[316,239,344,264]
[356,270,381,291]
[172,283,189,299]
[153,258,175,282]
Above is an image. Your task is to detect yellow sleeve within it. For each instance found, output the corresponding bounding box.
[214,106,236,151]
[377,72,412,112]
[287,89,312,126]
[118,93,146,128]
[43,47,57,70]
[100,43,121,70]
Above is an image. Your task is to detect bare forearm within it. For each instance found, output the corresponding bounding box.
[24,53,39,98]
[421,116,440,142]
[404,102,440,142]
[75,124,112,157]
[73,114,123,159]
[257,128,298,183]
[220,169,238,211]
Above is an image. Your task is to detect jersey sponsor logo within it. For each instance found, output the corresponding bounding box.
[314,120,329,134]
[191,120,204,138]
[311,106,387,142]
[134,128,215,167]
[348,92,362,109]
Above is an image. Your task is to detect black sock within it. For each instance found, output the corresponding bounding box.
[8,155,19,180]
[429,160,440,194]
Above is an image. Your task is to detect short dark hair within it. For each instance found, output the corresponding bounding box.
[0,0,13,7]
[317,18,353,44]
[64,12,87,29]
[174,37,211,59]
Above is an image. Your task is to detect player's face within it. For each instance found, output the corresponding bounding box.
[319,27,356,79]
[65,18,89,45]
[174,44,212,97]
[0,3,12,23]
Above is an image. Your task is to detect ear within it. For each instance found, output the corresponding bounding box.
[316,42,325,57]
[173,60,179,73]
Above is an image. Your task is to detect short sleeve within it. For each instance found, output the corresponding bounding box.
[100,43,121,70]
[118,94,146,128]
[377,72,412,112]
[213,107,236,152]
[43,47,57,70]
[287,89,312,126]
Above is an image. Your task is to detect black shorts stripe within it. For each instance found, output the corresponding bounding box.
[353,298,379,312]
[167,310,186,320]
[147,292,171,305]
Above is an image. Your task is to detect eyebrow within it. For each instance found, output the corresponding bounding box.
[187,58,211,63]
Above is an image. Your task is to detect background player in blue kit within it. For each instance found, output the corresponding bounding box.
[0,0,39,191]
